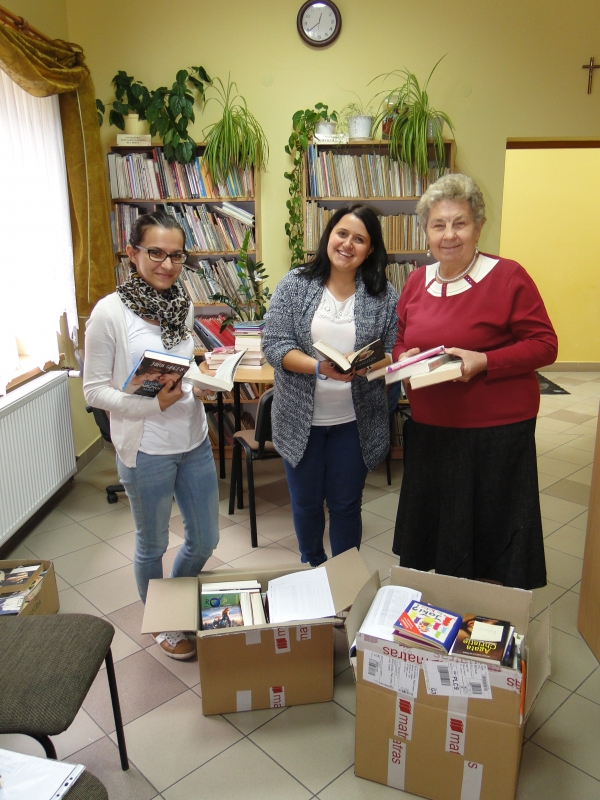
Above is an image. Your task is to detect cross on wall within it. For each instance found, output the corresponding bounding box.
[582,57,600,93]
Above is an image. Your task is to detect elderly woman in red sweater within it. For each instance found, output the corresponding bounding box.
[393,173,557,589]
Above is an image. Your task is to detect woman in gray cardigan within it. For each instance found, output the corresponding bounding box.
[263,204,398,566]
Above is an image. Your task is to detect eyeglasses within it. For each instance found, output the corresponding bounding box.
[136,246,187,265]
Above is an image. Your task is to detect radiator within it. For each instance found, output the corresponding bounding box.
[0,371,76,545]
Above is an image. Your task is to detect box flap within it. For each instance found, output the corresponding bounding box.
[344,571,381,654]
[524,605,551,720]
[320,548,371,614]
[141,577,198,634]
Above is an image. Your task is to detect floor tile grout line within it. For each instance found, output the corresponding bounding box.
[242,735,323,796]
[526,740,600,783]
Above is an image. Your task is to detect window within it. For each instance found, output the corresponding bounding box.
[0,69,77,394]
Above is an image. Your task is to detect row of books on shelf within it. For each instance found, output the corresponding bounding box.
[194,315,235,350]
[305,202,426,252]
[202,381,262,404]
[306,144,450,199]
[0,564,48,615]
[359,584,523,669]
[111,201,254,255]
[205,408,255,448]
[386,260,419,295]
[107,148,255,200]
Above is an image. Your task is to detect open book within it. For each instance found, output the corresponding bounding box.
[313,339,384,374]
[183,349,247,392]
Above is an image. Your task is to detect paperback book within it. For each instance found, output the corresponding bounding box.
[449,614,515,665]
[122,351,190,397]
[313,339,385,374]
[409,359,463,389]
[201,605,244,629]
[0,564,43,595]
[183,349,247,392]
[392,600,462,653]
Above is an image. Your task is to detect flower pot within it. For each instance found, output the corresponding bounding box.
[427,116,443,140]
[124,113,140,135]
[315,121,337,136]
[348,115,373,141]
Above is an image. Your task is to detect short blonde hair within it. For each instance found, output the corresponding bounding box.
[416,173,486,229]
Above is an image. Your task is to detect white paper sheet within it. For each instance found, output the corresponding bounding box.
[358,584,422,642]
[268,568,336,623]
[0,748,84,800]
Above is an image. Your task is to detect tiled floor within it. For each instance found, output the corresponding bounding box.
[1,371,600,799]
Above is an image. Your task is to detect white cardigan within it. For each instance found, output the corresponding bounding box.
[83,293,196,468]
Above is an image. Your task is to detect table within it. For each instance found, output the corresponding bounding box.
[199,361,274,478]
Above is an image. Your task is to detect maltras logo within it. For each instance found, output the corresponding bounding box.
[449,718,464,733]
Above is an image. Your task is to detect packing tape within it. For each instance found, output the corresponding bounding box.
[269,685,286,708]
[460,761,483,800]
[273,627,291,653]
[446,696,469,755]
[387,738,407,791]
[296,625,311,641]
[245,629,262,645]
[394,693,415,741]
[236,690,252,712]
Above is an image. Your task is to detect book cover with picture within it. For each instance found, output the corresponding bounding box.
[201,604,244,630]
[0,564,43,594]
[313,339,385,374]
[122,350,191,397]
[392,600,462,652]
[449,614,514,664]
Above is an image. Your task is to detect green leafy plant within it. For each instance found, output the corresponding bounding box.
[371,57,454,176]
[284,104,337,268]
[96,66,212,164]
[202,77,269,183]
[202,231,272,329]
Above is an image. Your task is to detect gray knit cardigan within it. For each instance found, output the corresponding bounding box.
[263,268,399,470]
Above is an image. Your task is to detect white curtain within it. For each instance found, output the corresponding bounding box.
[0,69,77,395]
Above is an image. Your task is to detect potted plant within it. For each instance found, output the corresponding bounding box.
[338,94,376,140]
[202,77,269,182]
[314,103,339,136]
[284,104,337,268]
[201,231,272,328]
[96,66,212,164]
[371,57,454,176]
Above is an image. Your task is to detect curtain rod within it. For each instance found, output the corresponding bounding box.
[0,4,51,42]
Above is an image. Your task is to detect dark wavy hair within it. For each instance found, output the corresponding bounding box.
[298,204,388,295]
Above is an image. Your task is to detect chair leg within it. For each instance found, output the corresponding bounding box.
[228,442,238,515]
[246,454,258,548]
[31,733,57,759]
[236,443,244,510]
[105,648,129,771]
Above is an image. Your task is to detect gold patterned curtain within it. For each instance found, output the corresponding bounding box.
[0,18,114,317]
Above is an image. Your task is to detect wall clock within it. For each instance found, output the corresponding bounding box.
[297,1,342,48]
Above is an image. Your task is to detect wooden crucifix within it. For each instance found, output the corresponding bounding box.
[582,57,600,94]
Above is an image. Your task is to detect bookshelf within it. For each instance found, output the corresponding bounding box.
[303,140,455,293]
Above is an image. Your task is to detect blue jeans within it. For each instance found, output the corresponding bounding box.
[117,436,220,603]
[284,421,368,567]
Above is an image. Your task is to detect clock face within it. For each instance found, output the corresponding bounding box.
[297,1,341,47]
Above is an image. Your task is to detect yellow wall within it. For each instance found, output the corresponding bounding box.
[500,148,600,363]
[63,0,600,288]
[6,0,68,40]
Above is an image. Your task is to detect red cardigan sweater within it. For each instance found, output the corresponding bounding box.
[392,257,558,428]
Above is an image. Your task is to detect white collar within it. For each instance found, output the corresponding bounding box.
[425,254,499,296]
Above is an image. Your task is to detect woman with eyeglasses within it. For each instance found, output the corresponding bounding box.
[84,211,219,660]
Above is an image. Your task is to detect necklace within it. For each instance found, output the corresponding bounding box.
[435,248,479,284]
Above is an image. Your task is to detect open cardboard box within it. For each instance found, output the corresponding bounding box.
[0,559,59,616]
[142,548,372,715]
[343,566,551,800]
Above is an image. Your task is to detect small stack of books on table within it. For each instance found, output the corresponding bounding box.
[233,320,266,368]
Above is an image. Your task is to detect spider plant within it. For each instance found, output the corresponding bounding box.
[202,77,269,182]
[371,57,454,176]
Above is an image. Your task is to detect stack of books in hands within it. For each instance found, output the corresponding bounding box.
[233,320,266,369]
[367,345,463,388]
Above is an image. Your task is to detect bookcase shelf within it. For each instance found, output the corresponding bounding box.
[113,197,255,204]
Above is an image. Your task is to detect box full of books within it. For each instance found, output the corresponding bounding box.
[141,548,372,715]
[344,567,550,800]
[0,560,59,617]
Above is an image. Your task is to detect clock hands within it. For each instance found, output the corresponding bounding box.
[307,13,322,32]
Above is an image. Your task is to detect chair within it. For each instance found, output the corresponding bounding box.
[85,406,126,504]
[228,388,281,547]
[64,771,109,800]
[0,613,129,771]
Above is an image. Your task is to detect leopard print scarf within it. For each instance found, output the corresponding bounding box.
[117,269,190,349]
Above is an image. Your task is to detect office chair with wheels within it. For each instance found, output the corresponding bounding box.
[228,388,281,547]
[85,406,126,504]
[0,613,129,771]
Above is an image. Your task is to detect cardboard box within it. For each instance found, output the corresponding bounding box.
[142,548,372,715]
[344,567,551,800]
[0,559,60,616]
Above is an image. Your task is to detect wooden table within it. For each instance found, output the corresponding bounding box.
[199,361,274,478]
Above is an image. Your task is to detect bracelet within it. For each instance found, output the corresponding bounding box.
[315,360,328,380]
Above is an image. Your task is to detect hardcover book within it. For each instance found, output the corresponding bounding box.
[409,359,464,389]
[122,350,190,397]
[449,614,515,665]
[313,339,385,374]
[392,600,462,653]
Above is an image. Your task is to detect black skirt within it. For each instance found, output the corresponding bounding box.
[393,417,547,590]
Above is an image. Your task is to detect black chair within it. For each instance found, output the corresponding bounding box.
[0,613,129,771]
[85,406,126,504]
[65,771,109,800]
[228,388,281,547]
